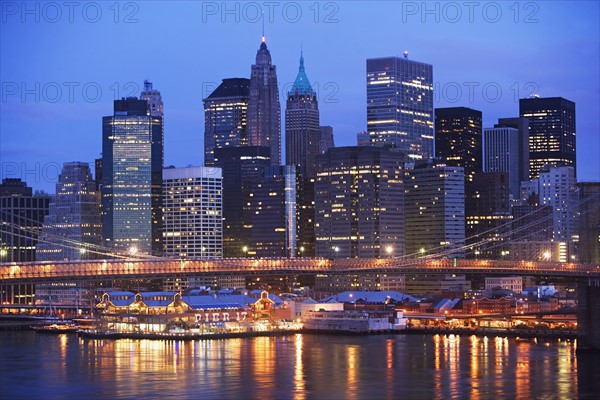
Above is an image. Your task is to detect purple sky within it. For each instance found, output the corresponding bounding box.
[1,1,599,193]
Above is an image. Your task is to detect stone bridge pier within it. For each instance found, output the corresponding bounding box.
[577,277,600,352]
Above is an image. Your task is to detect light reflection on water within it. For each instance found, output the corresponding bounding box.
[0,332,597,399]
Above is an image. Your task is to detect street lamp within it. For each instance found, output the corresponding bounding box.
[129,246,138,256]
[242,246,248,257]
[299,246,305,257]
[542,251,551,261]
[385,246,393,258]
[0,248,7,258]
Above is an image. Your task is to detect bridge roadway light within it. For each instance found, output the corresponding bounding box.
[0,249,7,258]
[385,246,393,256]
[542,251,551,260]
[129,246,138,256]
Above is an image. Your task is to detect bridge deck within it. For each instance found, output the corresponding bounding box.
[1,258,599,283]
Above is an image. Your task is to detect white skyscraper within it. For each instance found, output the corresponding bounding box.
[162,167,222,258]
[539,165,578,258]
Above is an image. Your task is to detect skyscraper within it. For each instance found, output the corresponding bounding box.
[203,78,250,165]
[366,55,433,159]
[0,179,49,305]
[404,161,465,257]
[285,52,320,178]
[214,146,271,257]
[319,126,335,155]
[483,125,525,200]
[315,146,405,258]
[140,80,164,118]
[244,166,297,258]
[435,107,482,183]
[539,165,579,256]
[36,162,102,261]
[162,166,222,258]
[0,178,50,263]
[247,36,281,166]
[102,95,164,255]
[465,172,512,259]
[519,97,576,179]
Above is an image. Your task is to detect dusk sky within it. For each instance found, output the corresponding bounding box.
[1,1,599,192]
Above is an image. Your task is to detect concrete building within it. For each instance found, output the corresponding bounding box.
[577,182,600,263]
[484,277,523,293]
[285,52,320,178]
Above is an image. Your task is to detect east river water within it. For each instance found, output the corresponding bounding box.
[1,331,599,399]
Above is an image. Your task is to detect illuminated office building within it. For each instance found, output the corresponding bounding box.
[36,162,102,261]
[162,167,222,259]
[404,161,465,257]
[315,146,405,259]
[102,95,164,255]
[435,107,482,184]
[203,78,250,165]
[539,165,579,256]
[285,52,320,178]
[366,55,433,159]
[247,36,281,166]
[519,97,576,179]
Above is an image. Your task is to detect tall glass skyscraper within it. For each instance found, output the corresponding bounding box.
[203,78,250,165]
[519,97,576,179]
[285,52,320,178]
[36,162,102,261]
[102,95,164,256]
[366,55,433,159]
[247,36,281,166]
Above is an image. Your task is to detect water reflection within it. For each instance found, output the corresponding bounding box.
[0,332,594,399]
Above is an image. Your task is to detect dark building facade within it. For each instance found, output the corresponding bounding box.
[578,182,600,263]
[0,179,50,305]
[247,37,281,166]
[285,53,320,178]
[214,146,271,257]
[203,78,250,165]
[102,96,164,256]
[367,56,434,160]
[435,107,483,184]
[315,146,405,259]
[465,172,512,259]
[0,178,50,262]
[244,166,297,258]
[519,97,576,179]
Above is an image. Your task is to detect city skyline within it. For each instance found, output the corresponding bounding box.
[1,2,599,193]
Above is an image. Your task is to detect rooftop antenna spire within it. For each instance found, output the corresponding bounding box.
[261,12,265,42]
